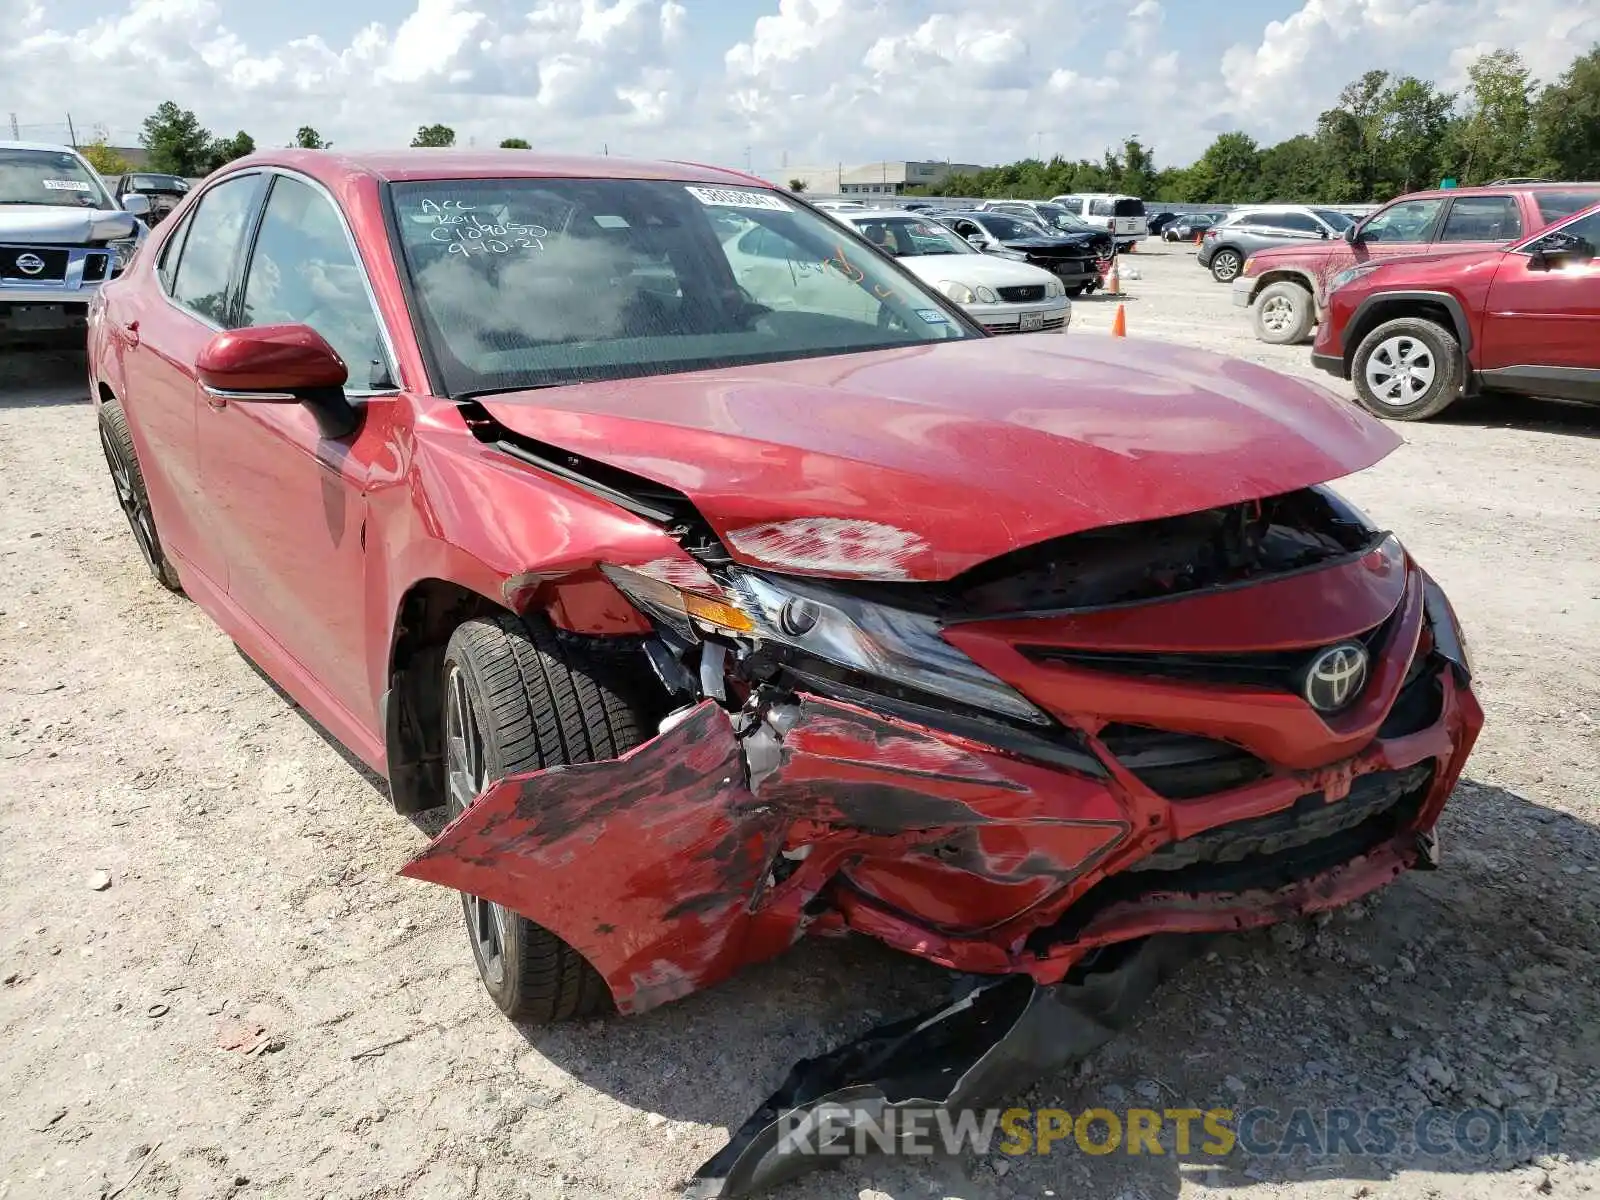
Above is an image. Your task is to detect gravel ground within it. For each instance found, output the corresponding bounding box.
[2,241,1597,1200]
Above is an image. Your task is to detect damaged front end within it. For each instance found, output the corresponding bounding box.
[401,481,1482,1193]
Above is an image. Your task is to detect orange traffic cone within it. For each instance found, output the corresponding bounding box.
[1111,303,1127,337]
[1194,230,1203,245]
[1104,256,1121,296]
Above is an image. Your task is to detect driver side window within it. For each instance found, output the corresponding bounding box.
[1361,199,1445,243]
[1529,211,1600,257]
[239,176,392,391]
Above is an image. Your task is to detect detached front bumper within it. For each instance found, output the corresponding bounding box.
[403,555,1482,1015]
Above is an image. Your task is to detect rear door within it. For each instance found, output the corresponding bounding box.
[115,171,265,592]
[1478,207,1600,399]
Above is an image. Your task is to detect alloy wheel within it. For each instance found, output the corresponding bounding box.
[444,663,510,988]
[1212,251,1241,281]
[1364,335,1437,405]
[100,421,159,572]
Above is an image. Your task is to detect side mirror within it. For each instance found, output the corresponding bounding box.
[121,194,151,217]
[196,324,361,440]
[965,232,986,247]
[1318,227,1329,239]
[1344,225,1360,244]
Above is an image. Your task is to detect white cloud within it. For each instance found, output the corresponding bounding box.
[0,0,1594,174]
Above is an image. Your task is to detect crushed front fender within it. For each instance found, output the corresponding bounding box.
[400,701,786,1013]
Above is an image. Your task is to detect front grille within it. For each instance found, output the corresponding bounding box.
[1029,763,1435,948]
[0,247,70,282]
[1021,616,1390,695]
[983,315,1067,335]
[1098,724,1269,798]
[81,253,108,283]
[1030,257,1088,276]
[998,284,1045,302]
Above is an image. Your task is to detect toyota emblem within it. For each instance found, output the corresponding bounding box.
[15,253,46,276]
[1303,643,1369,713]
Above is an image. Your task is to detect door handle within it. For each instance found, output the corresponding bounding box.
[119,320,140,347]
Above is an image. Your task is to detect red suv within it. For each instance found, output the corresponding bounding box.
[1232,184,1600,344]
[1312,200,1600,419]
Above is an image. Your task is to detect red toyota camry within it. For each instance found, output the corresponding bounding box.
[87,151,1481,1038]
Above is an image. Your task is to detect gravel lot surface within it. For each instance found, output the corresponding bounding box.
[2,240,1597,1200]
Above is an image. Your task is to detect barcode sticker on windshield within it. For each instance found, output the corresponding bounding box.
[42,179,92,192]
[685,186,789,212]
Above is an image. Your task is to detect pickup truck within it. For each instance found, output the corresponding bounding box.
[1230,183,1600,345]
[1,140,149,346]
[1311,200,1600,420]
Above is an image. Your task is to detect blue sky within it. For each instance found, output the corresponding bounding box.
[4,0,1596,176]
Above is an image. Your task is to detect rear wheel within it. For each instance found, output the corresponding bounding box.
[442,614,657,1023]
[1210,249,1243,283]
[98,400,182,593]
[1251,281,1315,345]
[1351,317,1463,421]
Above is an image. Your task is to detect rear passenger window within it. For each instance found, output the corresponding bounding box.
[1438,196,1522,242]
[1275,212,1321,233]
[170,175,259,325]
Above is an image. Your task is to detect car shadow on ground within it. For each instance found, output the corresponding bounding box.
[1438,392,1600,439]
[504,774,1598,1198]
[0,346,90,407]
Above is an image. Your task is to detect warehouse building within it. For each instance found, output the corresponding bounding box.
[786,160,985,196]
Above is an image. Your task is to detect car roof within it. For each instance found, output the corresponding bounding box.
[217,149,771,190]
[1391,182,1600,201]
[839,209,937,220]
[0,139,83,155]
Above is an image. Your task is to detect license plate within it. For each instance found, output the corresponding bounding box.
[1019,312,1045,332]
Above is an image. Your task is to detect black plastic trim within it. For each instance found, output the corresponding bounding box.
[1476,365,1600,404]
[1343,289,1473,354]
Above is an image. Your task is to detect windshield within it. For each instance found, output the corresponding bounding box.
[1031,204,1099,234]
[390,178,974,397]
[0,147,111,208]
[976,214,1048,241]
[130,174,189,194]
[1314,209,1356,230]
[849,215,973,256]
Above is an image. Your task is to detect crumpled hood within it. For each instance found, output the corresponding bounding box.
[0,204,137,244]
[1000,235,1100,253]
[477,336,1400,582]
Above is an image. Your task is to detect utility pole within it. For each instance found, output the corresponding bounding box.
[8,113,18,139]
[66,113,77,147]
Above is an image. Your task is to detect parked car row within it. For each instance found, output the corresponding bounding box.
[1197,181,1600,420]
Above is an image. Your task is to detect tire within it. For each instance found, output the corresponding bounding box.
[1210,248,1244,283]
[1065,285,1086,297]
[441,613,657,1024]
[98,399,183,593]
[1351,317,1464,421]
[1251,280,1316,345]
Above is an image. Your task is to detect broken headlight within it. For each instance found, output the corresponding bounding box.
[601,565,1050,725]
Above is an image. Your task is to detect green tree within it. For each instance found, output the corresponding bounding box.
[1455,49,1535,184]
[139,101,213,176]
[1116,137,1157,198]
[411,124,457,148]
[499,137,531,149]
[1254,135,1329,202]
[294,126,328,149]
[203,131,255,173]
[1531,43,1600,181]
[1185,132,1261,203]
[786,177,807,191]
[80,140,134,177]
[1380,76,1456,195]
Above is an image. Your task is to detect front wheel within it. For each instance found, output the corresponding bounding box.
[1210,249,1243,283]
[1065,285,1086,297]
[1251,281,1315,345]
[441,614,657,1023]
[1351,317,1463,421]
